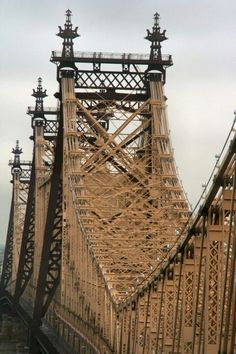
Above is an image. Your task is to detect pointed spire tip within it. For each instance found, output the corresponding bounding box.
[12,140,22,155]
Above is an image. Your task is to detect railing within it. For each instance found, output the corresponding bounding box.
[27,106,58,113]
[8,159,32,166]
[51,50,172,63]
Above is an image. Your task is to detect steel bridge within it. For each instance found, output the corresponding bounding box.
[1,9,236,354]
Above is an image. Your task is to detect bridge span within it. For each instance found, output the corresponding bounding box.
[1,9,236,354]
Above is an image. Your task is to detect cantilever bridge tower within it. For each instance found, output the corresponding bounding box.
[1,10,236,354]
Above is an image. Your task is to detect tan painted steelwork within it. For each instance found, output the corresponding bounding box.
[7,70,236,354]
[10,170,28,294]
[4,11,236,354]
[116,133,236,354]
[41,71,189,353]
[5,142,30,296]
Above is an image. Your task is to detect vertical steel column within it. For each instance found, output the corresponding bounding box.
[163,266,175,354]
[0,194,14,292]
[204,207,223,353]
[182,243,195,354]
[30,76,64,344]
[14,156,35,302]
[148,281,159,353]
[192,219,206,354]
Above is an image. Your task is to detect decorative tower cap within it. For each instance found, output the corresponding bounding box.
[145,13,168,43]
[12,140,22,156]
[32,77,47,100]
[57,9,79,61]
[11,140,22,172]
[57,9,80,39]
[145,13,172,82]
[31,78,47,125]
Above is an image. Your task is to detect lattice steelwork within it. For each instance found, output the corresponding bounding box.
[51,13,189,306]
[0,141,31,295]
[2,9,236,354]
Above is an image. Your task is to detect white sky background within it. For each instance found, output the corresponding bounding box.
[0,0,236,244]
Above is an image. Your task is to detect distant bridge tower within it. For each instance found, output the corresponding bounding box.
[0,141,31,296]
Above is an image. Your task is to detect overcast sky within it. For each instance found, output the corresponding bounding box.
[0,0,236,245]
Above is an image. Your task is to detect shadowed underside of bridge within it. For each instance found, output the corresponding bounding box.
[1,9,236,354]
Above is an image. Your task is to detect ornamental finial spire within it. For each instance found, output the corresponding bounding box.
[145,12,167,62]
[154,12,160,28]
[11,140,22,173]
[65,9,72,26]
[31,77,47,120]
[145,13,172,82]
[57,9,79,61]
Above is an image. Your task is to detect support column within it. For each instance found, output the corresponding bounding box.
[204,206,223,353]
[182,244,195,354]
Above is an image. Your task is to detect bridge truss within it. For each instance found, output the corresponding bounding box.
[1,9,236,354]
